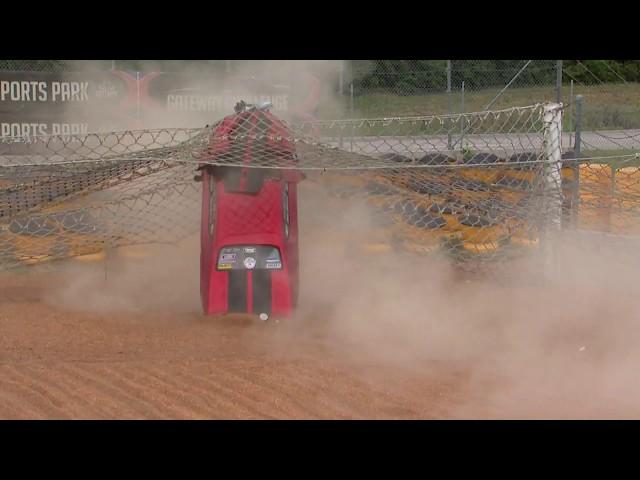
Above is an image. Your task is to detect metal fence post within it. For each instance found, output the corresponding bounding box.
[337,61,345,149]
[572,94,583,227]
[568,79,574,145]
[609,162,616,232]
[136,71,141,122]
[543,103,564,231]
[574,95,583,159]
[459,81,465,154]
[447,60,452,151]
[556,60,563,104]
[350,82,354,152]
[542,103,564,276]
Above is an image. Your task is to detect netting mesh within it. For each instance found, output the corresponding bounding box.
[2,102,637,272]
[0,129,203,268]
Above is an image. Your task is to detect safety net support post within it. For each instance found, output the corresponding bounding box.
[541,102,564,276]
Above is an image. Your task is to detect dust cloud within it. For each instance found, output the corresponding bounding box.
[60,59,346,131]
[293,184,640,418]
[43,177,640,418]
[30,61,640,418]
[44,236,201,315]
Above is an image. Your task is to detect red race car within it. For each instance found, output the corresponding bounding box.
[199,101,303,320]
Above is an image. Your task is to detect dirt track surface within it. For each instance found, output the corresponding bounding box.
[0,184,486,419]
[3,214,640,419]
[0,264,474,419]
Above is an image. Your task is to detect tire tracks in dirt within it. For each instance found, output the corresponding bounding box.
[54,362,172,419]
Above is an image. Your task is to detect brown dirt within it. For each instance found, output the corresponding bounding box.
[0,265,476,419]
[3,203,640,419]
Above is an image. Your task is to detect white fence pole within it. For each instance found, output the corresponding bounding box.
[543,102,564,232]
[542,102,564,275]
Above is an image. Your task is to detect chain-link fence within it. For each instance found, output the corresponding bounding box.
[562,62,640,154]
[1,60,638,236]
[0,103,566,271]
[0,59,638,288]
[345,60,559,112]
[0,60,115,72]
[339,60,640,152]
[2,60,638,140]
[0,60,284,74]
[1,97,640,274]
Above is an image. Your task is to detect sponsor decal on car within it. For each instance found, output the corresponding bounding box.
[217,263,233,270]
[266,250,280,260]
[220,253,237,263]
[243,247,256,253]
[265,262,282,269]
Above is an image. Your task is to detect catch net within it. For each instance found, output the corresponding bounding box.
[0,129,203,268]
[3,102,637,272]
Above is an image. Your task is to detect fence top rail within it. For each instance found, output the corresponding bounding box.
[299,104,552,127]
[0,103,553,146]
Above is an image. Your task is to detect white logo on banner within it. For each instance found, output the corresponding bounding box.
[0,81,89,103]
